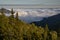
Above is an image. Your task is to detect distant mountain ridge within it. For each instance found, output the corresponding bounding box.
[0,8,11,13]
[31,14,60,32]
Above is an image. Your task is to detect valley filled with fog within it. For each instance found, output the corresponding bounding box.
[1,8,60,23]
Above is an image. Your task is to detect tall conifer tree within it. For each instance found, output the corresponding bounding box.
[11,8,14,18]
[16,12,18,20]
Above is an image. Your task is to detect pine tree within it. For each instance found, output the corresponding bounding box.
[11,8,14,18]
[16,12,18,20]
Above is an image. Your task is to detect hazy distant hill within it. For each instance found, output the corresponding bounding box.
[0,8,11,13]
[31,14,60,31]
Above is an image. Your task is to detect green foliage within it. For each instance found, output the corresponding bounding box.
[0,8,59,40]
[44,24,49,40]
[50,31,57,40]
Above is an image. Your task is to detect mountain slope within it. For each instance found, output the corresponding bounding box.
[31,14,60,31]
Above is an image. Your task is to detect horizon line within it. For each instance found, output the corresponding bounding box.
[0,4,60,8]
[0,4,60,6]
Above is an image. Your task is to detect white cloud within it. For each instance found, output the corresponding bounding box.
[13,9,59,23]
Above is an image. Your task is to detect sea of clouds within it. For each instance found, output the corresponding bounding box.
[5,8,60,23]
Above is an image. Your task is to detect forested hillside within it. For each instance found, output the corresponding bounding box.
[0,8,59,40]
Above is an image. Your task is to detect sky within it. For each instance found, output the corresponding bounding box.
[0,0,60,5]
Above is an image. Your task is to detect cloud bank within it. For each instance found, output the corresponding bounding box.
[13,9,60,23]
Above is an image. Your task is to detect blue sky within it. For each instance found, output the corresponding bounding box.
[0,0,60,5]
